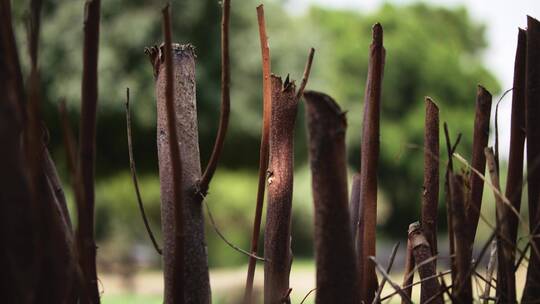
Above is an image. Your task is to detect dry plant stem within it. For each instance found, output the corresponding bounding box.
[369,257,412,304]
[501,28,526,304]
[443,123,458,286]
[264,75,298,304]
[304,91,359,304]
[401,237,415,304]
[523,16,540,302]
[358,23,385,304]
[244,5,271,303]
[467,85,492,243]
[485,147,514,302]
[449,173,472,304]
[125,88,162,255]
[382,270,452,302]
[482,240,496,304]
[199,0,230,194]
[157,5,211,303]
[408,223,443,304]
[349,173,361,240]
[76,0,101,302]
[296,48,315,100]
[422,97,439,260]
[373,243,400,304]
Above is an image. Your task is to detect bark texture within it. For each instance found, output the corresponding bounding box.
[408,223,442,304]
[421,97,439,259]
[304,91,359,304]
[150,44,210,304]
[264,75,298,304]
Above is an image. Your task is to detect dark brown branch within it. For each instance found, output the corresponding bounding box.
[523,16,540,302]
[408,222,443,304]
[485,147,514,303]
[500,27,526,304]
[422,97,439,261]
[449,173,472,303]
[467,85,492,243]
[124,88,162,255]
[296,47,315,100]
[304,91,359,304]
[401,235,415,304]
[357,23,385,304]
[77,0,101,302]
[264,75,298,304]
[244,5,272,303]
[199,0,231,194]
[373,242,400,304]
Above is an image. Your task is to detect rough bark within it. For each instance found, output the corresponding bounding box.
[421,97,439,259]
[304,91,359,304]
[357,23,385,304]
[149,44,210,304]
[408,223,442,304]
[449,173,472,304]
[264,75,298,304]
[467,85,492,242]
[523,16,540,303]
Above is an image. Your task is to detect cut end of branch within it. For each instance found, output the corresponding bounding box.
[528,15,540,28]
[425,97,439,110]
[372,23,383,46]
[477,85,492,101]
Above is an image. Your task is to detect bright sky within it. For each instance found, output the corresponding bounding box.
[287,0,540,158]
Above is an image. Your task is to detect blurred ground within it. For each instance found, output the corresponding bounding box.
[100,258,529,303]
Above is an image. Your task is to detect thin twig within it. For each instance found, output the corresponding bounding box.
[295,47,315,100]
[199,0,231,194]
[125,88,162,255]
[372,242,400,304]
[369,256,412,304]
[299,288,317,304]
[243,4,272,303]
[203,200,264,261]
[381,270,452,302]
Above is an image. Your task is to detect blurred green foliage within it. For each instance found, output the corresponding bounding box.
[12,0,500,266]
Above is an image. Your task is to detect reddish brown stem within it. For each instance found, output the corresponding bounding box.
[408,223,443,304]
[449,173,472,304]
[357,23,385,304]
[264,75,298,304]
[304,91,359,304]
[244,5,272,303]
[76,0,101,302]
[523,16,540,302]
[499,28,526,304]
[199,0,230,194]
[467,85,492,243]
[422,97,439,260]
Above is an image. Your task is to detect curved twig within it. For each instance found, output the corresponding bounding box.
[125,88,162,255]
[295,47,315,100]
[199,0,231,194]
[204,200,264,261]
